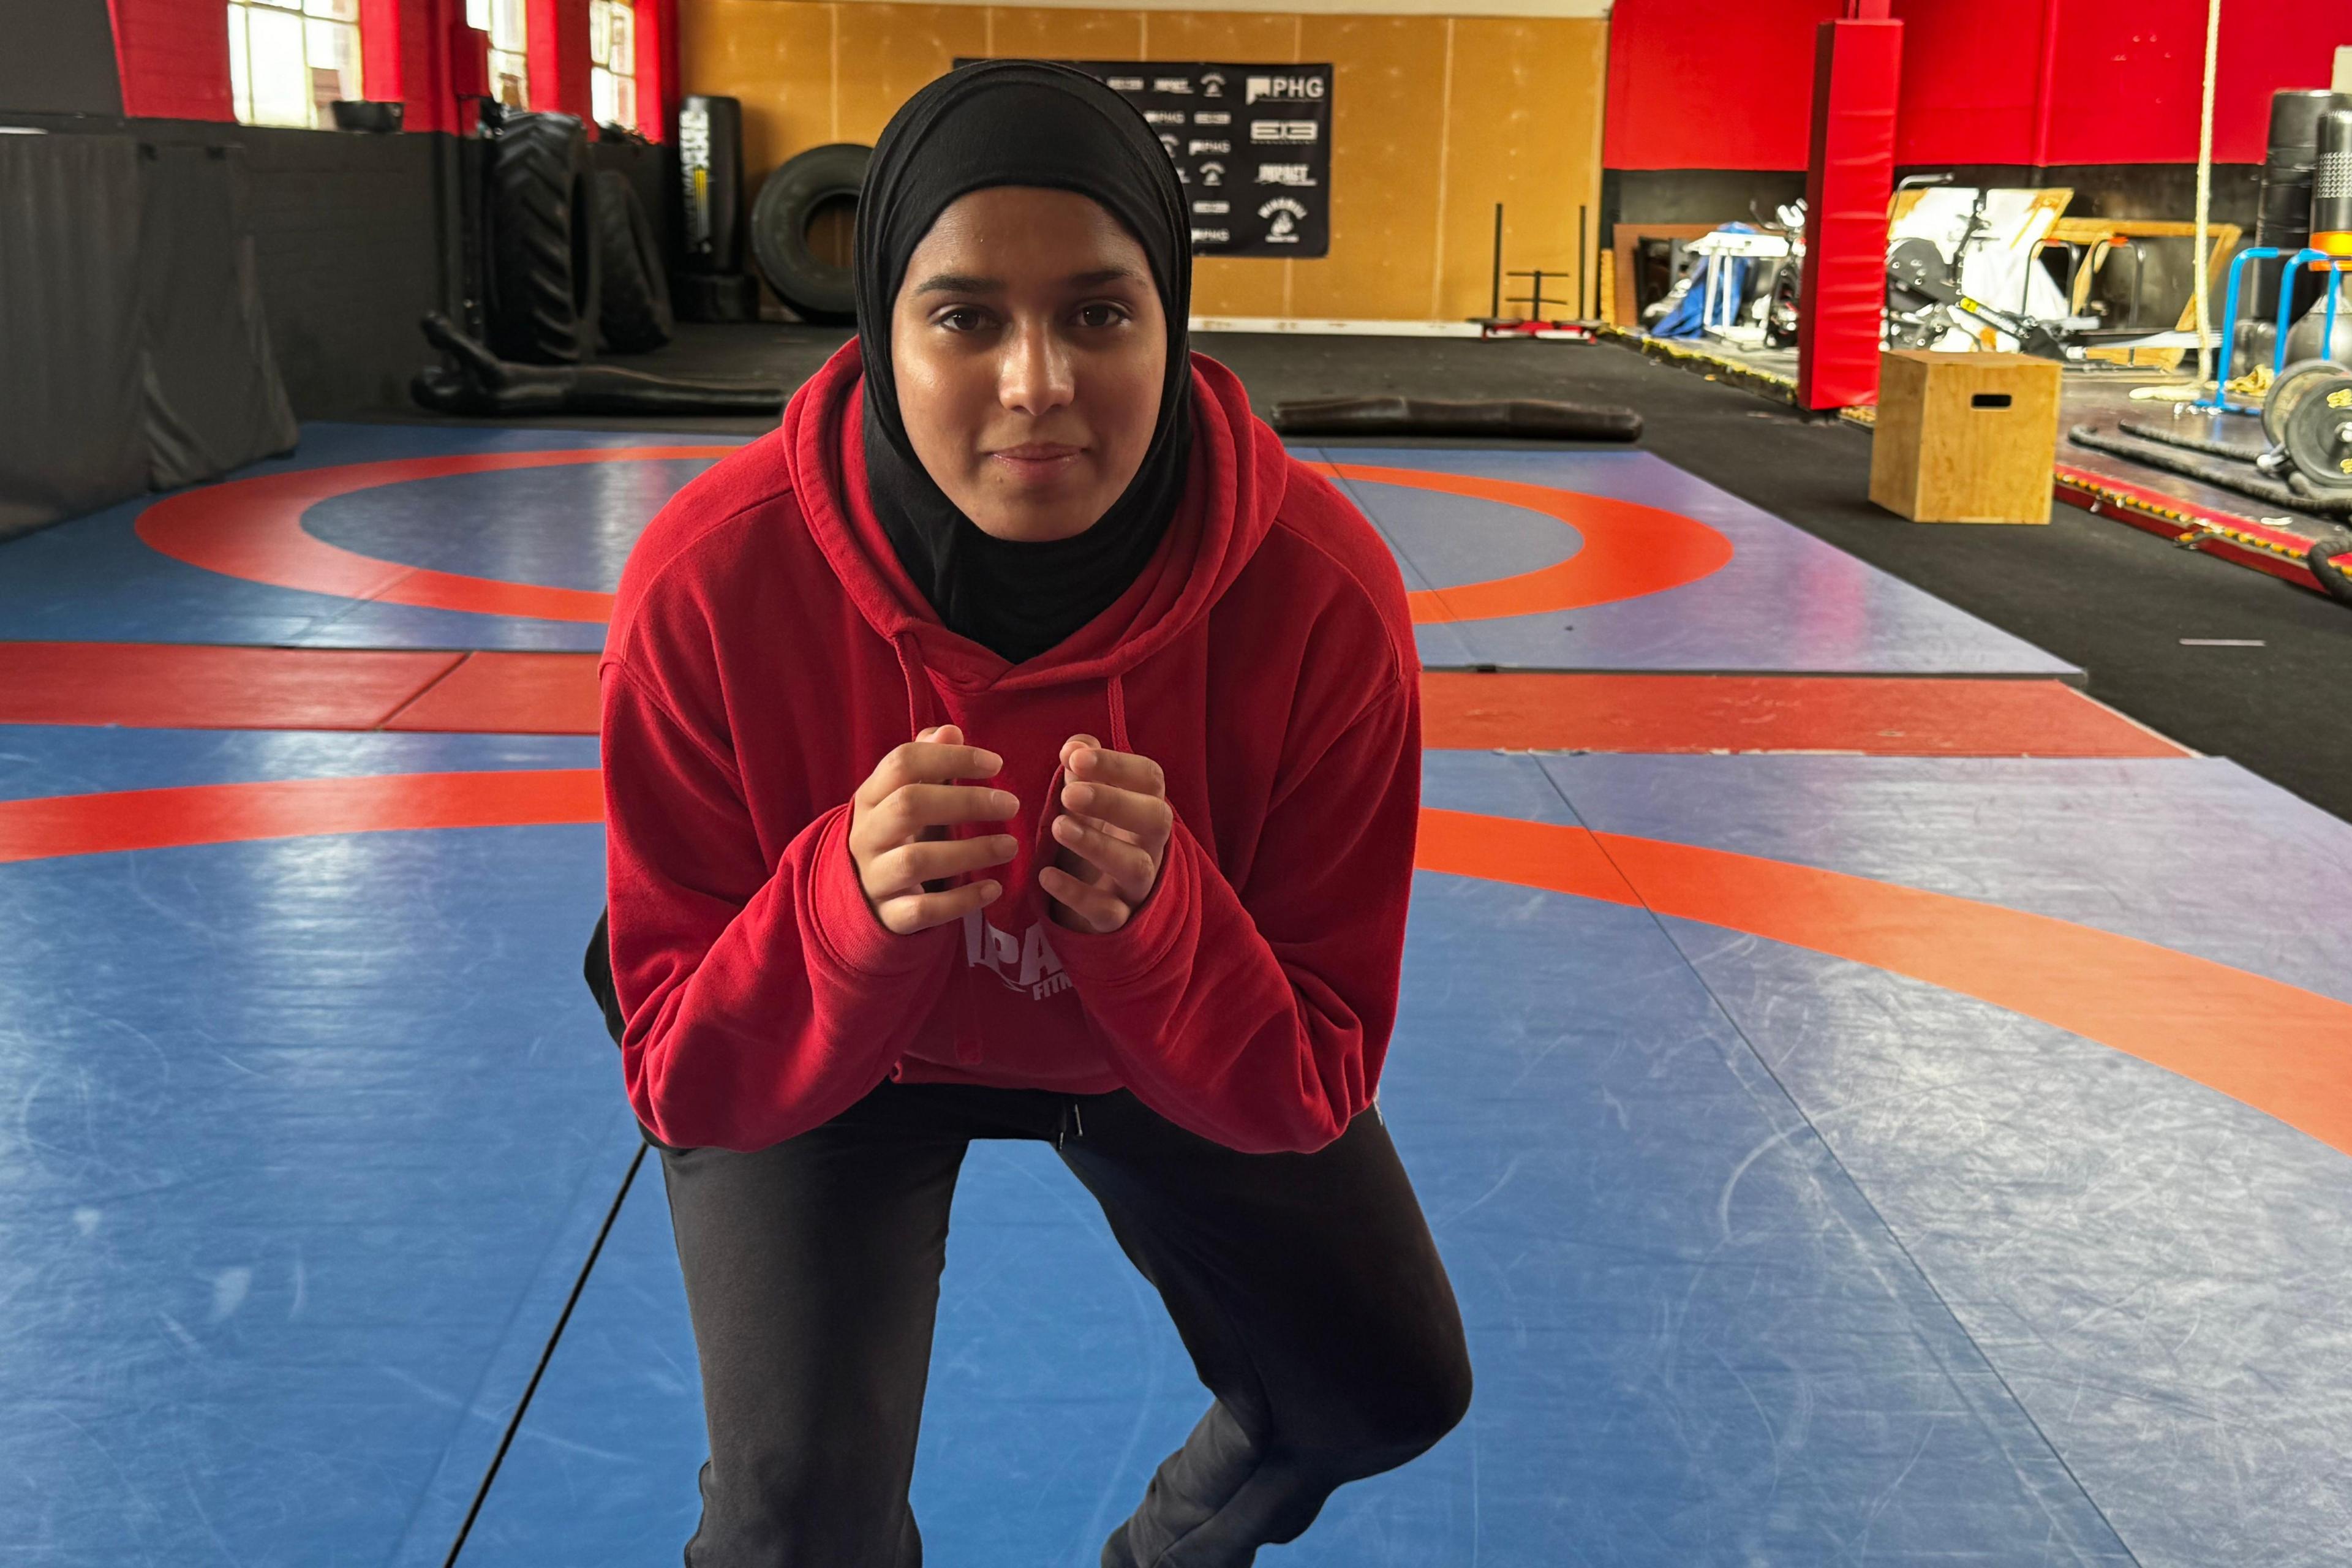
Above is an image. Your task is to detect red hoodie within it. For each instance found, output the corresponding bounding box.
[600,341,1422,1156]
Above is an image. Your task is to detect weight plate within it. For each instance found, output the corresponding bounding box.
[2283,371,2352,489]
[2263,358,2348,449]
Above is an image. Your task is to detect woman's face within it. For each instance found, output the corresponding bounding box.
[889,186,1167,542]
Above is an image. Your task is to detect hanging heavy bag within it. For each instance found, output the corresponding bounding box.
[594,170,675,353]
[486,111,603,364]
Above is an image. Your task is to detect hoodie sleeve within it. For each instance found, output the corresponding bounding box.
[601,658,957,1152]
[1050,673,1419,1155]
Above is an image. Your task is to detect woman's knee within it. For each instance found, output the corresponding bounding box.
[1316,1332,1474,1474]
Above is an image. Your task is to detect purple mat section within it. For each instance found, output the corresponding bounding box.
[1325,449,2081,677]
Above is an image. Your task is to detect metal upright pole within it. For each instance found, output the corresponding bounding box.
[1578,205,1589,319]
[1490,203,1503,321]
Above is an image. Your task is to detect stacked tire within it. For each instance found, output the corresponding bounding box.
[487,112,602,364]
[486,113,676,360]
[593,169,674,353]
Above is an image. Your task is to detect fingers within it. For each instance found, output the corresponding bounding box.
[1060,777,1173,844]
[875,877,1002,935]
[1047,813,1156,903]
[873,782,1020,839]
[867,833,1019,897]
[1065,741,1166,801]
[858,735,1005,807]
[1039,864,1129,934]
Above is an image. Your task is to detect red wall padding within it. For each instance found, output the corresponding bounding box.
[1608,0,2352,173]
[1797,17,1902,412]
[108,0,673,137]
[1604,0,1845,171]
[107,0,234,122]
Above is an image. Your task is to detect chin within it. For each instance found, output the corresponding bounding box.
[965,488,1113,543]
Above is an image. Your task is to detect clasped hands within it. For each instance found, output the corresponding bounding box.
[846,724,1172,937]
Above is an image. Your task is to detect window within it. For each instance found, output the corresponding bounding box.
[227,0,361,130]
[589,0,638,132]
[466,0,530,110]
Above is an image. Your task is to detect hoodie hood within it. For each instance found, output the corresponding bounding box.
[782,336,1287,703]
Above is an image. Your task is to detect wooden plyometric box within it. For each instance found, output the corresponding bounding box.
[1869,350,2062,524]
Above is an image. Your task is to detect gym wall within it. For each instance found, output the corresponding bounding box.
[680,0,1608,322]
[1604,0,2352,235]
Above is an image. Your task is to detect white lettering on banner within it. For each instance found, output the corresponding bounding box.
[1250,121,1318,144]
[962,911,1071,1001]
[1152,77,1193,94]
[1191,228,1232,245]
[1107,76,1144,92]
[1158,133,1182,156]
[1245,74,1325,105]
[1258,196,1308,244]
[1199,161,1225,186]
[1194,110,1231,126]
[1255,162,1315,187]
[1144,110,1185,126]
[1192,199,1230,214]
[1200,71,1226,97]
[1188,139,1231,156]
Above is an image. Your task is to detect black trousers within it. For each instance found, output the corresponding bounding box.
[647,1080,1472,1567]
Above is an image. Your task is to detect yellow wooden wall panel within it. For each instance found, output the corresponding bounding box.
[1297,15,1448,321]
[1436,17,1605,320]
[680,0,835,191]
[676,0,1609,322]
[981,7,1150,58]
[835,5,989,141]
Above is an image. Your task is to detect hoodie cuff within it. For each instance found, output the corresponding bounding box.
[805,802,952,980]
[1050,814,1197,989]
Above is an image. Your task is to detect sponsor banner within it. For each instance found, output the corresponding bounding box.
[953,58,1331,257]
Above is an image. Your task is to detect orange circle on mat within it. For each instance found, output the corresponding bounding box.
[137,450,1736,627]
[136,448,736,624]
[1309,462,1736,622]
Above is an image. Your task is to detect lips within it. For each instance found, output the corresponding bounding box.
[989,443,1085,482]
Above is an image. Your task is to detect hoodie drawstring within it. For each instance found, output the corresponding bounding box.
[892,633,935,737]
[1105,672,1131,755]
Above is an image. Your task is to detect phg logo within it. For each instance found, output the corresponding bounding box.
[1245,75,1325,105]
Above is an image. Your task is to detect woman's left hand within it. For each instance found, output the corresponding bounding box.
[1042,733,1173,933]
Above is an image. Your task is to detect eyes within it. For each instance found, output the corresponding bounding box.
[932,301,1134,334]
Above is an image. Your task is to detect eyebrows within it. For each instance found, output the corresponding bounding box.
[911,265,1147,297]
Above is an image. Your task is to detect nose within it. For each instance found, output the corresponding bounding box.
[998,316,1075,418]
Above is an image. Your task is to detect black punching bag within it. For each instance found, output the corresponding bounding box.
[2283,110,2352,366]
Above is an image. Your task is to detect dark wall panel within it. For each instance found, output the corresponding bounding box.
[0,0,124,116]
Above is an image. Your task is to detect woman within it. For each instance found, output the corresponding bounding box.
[595,59,1470,1567]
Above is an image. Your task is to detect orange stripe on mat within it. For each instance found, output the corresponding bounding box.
[0,641,464,731]
[382,652,605,735]
[2,776,2340,1156]
[5,646,2193,758]
[1421,807,2352,1158]
[1421,671,2188,757]
[0,771,603,863]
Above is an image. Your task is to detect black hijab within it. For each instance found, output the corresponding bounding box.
[852,59,1194,665]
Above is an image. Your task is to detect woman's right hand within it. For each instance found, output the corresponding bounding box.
[848,724,1021,934]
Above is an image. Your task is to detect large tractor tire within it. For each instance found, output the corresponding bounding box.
[488,112,601,364]
[593,170,674,354]
[749,143,869,323]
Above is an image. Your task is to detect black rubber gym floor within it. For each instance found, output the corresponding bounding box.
[387,323,2352,825]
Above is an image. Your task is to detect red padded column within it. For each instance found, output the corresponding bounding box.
[1796,11,1902,410]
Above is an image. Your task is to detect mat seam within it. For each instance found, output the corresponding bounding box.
[376,651,475,730]
[1523,760,2149,1568]
[439,1137,649,1567]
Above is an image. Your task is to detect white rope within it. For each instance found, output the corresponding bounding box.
[2192,0,2222,385]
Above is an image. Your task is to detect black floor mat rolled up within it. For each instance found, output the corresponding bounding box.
[1270,394,1642,442]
